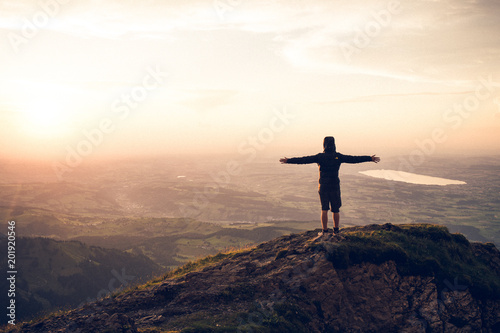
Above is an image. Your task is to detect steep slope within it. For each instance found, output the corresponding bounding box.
[0,237,160,326]
[4,224,500,332]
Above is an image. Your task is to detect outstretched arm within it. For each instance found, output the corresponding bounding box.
[280,154,319,164]
[340,153,380,164]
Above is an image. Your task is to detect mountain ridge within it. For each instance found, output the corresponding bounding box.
[0,236,160,326]
[3,223,500,332]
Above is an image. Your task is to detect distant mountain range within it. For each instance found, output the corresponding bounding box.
[4,223,499,332]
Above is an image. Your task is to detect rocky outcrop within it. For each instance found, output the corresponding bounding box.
[5,224,500,332]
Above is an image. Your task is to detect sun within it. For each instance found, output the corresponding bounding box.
[18,96,73,139]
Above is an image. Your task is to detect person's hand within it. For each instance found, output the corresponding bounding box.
[371,155,380,163]
[280,157,288,164]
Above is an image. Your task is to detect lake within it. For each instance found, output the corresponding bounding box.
[359,169,467,186]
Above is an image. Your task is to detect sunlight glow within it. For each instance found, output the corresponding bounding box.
[0,0,499,159]
[18,96,73,139]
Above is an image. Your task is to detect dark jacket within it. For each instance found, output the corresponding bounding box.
[286,152,372,190]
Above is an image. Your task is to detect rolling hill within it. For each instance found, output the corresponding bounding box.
[0,236,160,326]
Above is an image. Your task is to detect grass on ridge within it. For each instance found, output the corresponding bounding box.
[141,244,255,288]
[321,223,500,299]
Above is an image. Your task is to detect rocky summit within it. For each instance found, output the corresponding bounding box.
[4,223,500,333]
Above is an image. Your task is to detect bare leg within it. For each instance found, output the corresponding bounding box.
[333,212,340,229]
[321,210,328,230]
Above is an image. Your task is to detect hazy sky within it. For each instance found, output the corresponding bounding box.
[1,0,499,165]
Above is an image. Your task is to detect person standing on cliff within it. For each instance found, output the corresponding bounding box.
[280,136,380,236]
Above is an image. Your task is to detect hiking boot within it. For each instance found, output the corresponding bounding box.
[333,227,340,234]
[318,229,330,236]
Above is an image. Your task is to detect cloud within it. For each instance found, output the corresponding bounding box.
[0,0,215,40]
[271,0,500,84]
[313,90,474,105]
[175,89,239,112]
[2,1,500,89]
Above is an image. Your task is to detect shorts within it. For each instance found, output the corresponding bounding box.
[318,186,341,213]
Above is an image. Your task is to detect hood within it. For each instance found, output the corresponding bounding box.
[323,136,336,153]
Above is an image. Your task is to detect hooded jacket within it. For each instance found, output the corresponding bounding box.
[286,137,372,190]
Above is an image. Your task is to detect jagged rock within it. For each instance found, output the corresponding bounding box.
[4,224,500,332]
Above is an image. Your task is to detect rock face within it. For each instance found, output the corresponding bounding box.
[5,224,500,333]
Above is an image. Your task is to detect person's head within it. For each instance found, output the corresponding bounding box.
[323,136,336,153]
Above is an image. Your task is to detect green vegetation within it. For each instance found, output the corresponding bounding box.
[145,246,254,287]
[152,300,312,333]
[321,224,500,299]
[0,205,308,269]
[3,222,500,332]
[0,237,159,325]
[1,156,499,248]
[162,311,240,333]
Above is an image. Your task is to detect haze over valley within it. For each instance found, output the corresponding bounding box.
[2,154,498,244]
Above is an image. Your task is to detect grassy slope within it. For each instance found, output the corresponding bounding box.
[131,224,500,332]
[104,224,500,332]
[320,223,500,299]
